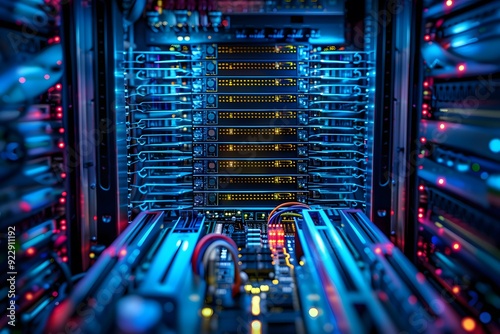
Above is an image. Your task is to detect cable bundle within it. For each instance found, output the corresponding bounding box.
[191,234,241,296]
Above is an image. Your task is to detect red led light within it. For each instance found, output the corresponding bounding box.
[417,251,423,257]
[374,247,382,254]
[419,185,425,191]
[44,74,50,80]
[57,113,63,118]
[418,213,424,218]
[446,0,453,6]
[54,36,60,43]
[62,256,68,262]
[458,64,466,72]
[58,142,65,148]
[439,123,445,130]
[423,81,429,87]
[422,103,428,109]
[61,225,67,230]
[422,110,428,115]
[424,35,431,41]
[26,293,34,301]
[452,286,460,294]
[420,137,427,143]
[94,215,98,221]
[19,77,26,84]
[119,249,127,257]
[57,106,63,112]
[61,172,67,178]
[438,178,445,185]
[59,128,65,134]
[19,201,31,212]
[62,191,67,197]
[52,291,58,297]
[221,19,228,27]
[57,60,62,65]
[60,219,66,225]
[56,84,62,90]
[418,207,424,212]
[435,268,442,275]
[26,247,35,256]
[452,242,461,250]
[59,197,66,204]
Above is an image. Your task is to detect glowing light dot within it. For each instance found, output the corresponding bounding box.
[308,307,319,318]
[177,36,184,41]
[61,172,67,178]
[452,286,460,294]
[27,247,35,256]
[58,142,65,148]
[19,77,26,83]
[437,178,445,185]
[461,317,476,332]
[89,252,95,259]
[251,320,262,332]
[419,185,425,191]
[54,36,60,42]
[375,247,382,254]
[26,293,33,301]
[61,225,67,230]
[458,64,465,72]
[446,0,453,6]
[56,84,62,90]
[418,213,424,218]
[408,295,418,305]
[119,249,127,257]
[424,35,430,41]
[59,128,65,134]
[57,60,62,65]
[201,307,213,318]
[59,197,66,204]
[423,81,429,87]
[420,137,427,143]
[452,242,460,250]
[52,291,58,297]
[489,138,500,153]
[62,256,68,262]
[44,74,50,80]
[439,123,445,130]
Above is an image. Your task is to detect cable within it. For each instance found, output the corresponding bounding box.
[268,205,309,225]
[192,234,234,274]
[268,202,310,220]
[49,251,73,292]
[200,240,241,297]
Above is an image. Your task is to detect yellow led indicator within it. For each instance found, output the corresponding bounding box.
[309,307,319,318]
[251,320,262,334]
[201,307,213,318]
[272,279,279,285]
[251,287,261,294]
[251,296,261,316]
[244,284,252,292]
[260,285,270,292]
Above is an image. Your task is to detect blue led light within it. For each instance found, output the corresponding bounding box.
[489,138,500,153]
[479,312,491,324]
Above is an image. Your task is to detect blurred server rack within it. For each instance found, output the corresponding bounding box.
[0,0,70,331]
[414,0,500,332]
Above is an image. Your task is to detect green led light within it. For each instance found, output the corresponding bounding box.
[472,163,480,172]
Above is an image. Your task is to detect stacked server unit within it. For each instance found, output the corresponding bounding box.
[415,0,500,332]
[125,0,370,221]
